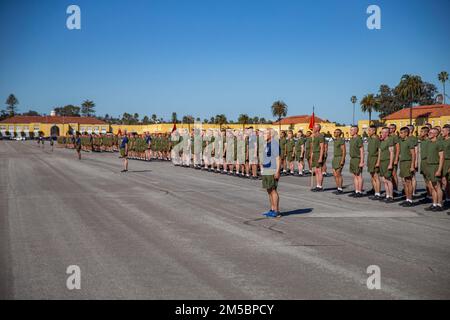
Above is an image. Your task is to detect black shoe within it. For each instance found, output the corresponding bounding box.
[400,201,413,207]
[348,192,357,197]
[354,192,364,198]
[434,206,443,212]
[366,189,375,195]
[369,195,381,200]
[425,205,436,211]
[384,197,394,203]
[333,189,344,195]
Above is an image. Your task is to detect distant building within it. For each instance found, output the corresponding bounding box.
[0,115,109,137]
[358,104,450,135]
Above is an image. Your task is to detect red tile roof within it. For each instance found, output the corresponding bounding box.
[383,104,450,120]
[0,115,107,125]
[273,115,328,125]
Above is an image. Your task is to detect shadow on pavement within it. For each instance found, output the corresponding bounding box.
[281,208,313,217]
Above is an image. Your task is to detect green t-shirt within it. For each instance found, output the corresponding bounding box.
[427,140,444,165]
[408,136,418,148]
[380,138,394,161]
[285,138,295,153]
[312,134,325,154]
[280,137,287,152]
[367,135,380,158]
[349,135,363,158]
[420,138,429,160]
[295,137,305,153]
[399,137,415,162]
[442,138,450,160]
[333,137,345,157]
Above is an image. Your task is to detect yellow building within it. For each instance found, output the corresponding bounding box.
[0,115,109,137]
[358,104,450,136]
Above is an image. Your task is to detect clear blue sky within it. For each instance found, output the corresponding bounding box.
[1,0,449,124]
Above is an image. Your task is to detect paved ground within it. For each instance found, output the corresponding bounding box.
[1,140,449,299]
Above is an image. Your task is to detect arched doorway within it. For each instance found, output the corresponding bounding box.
[50,125,60,137]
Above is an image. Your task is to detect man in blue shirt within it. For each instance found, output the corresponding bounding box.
[145,132,152,161]
[261,128,281,218]
[120,130,129,172]
[75,132,82,160]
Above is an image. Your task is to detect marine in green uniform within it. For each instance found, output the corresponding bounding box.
[378,127,395,202]
[295,131,305,176]
[332,129,346,194]
[285,130,296,175]
[367,125,381,199]
[441,124,450,203]
[279,131,287,174]
[349,126,364,197]
[311,124,325,192]
[388,124,400,194]
[399,127,416,206]
[425,127,444,211]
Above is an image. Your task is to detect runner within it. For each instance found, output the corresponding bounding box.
[399,127,416,207]
[332,129,346,194]
[348,126,364,197]
[145,132,152,161]
[367,125,381,199]
[261,128,281,218]
[75,132,82,160]
[120,130,129,172]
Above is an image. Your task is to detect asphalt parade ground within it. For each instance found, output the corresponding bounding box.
[1,140,449,299]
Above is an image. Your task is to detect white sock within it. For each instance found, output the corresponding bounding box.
[375,193,381,196]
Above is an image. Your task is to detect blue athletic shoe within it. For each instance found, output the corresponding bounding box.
[267,211,282,218]
[262,210,274,216]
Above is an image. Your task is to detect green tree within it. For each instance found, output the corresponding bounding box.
[182,115,194,131]
[55,105,80,117]
[438,71,448,104]
[395,75,423,125]
[142,116,150,124]
[271,100,288,132]
[22,110,40,116]
[6,94,19,116]
[360,94,379,125]
[350,96,357,125]
[81,100,95,117]
[151,114,157,123]
[214,114,227,130]
[238,114,250,130]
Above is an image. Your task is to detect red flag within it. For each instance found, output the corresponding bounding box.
[308,112,315,130]
[171,123,177,133]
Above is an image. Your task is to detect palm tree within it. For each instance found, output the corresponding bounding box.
[5,94,19,116]
[271,100,288,132]
[238,114,250,130]
[214,114,227,130]
[351,96,357,126]
[182,115,194,131]
[360,94,379,126]
[438,71,448,104]
[396,75,423,125]
[81,100,95,117]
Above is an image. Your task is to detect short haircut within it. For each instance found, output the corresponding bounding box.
[369,125,377,130]
[443,124,450,130]
[400,126,410,134]
[382,127,390,131]
[421,126,430,132]
[389,124,397,129]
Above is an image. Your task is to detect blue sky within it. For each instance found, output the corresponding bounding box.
[1,0,449,124]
